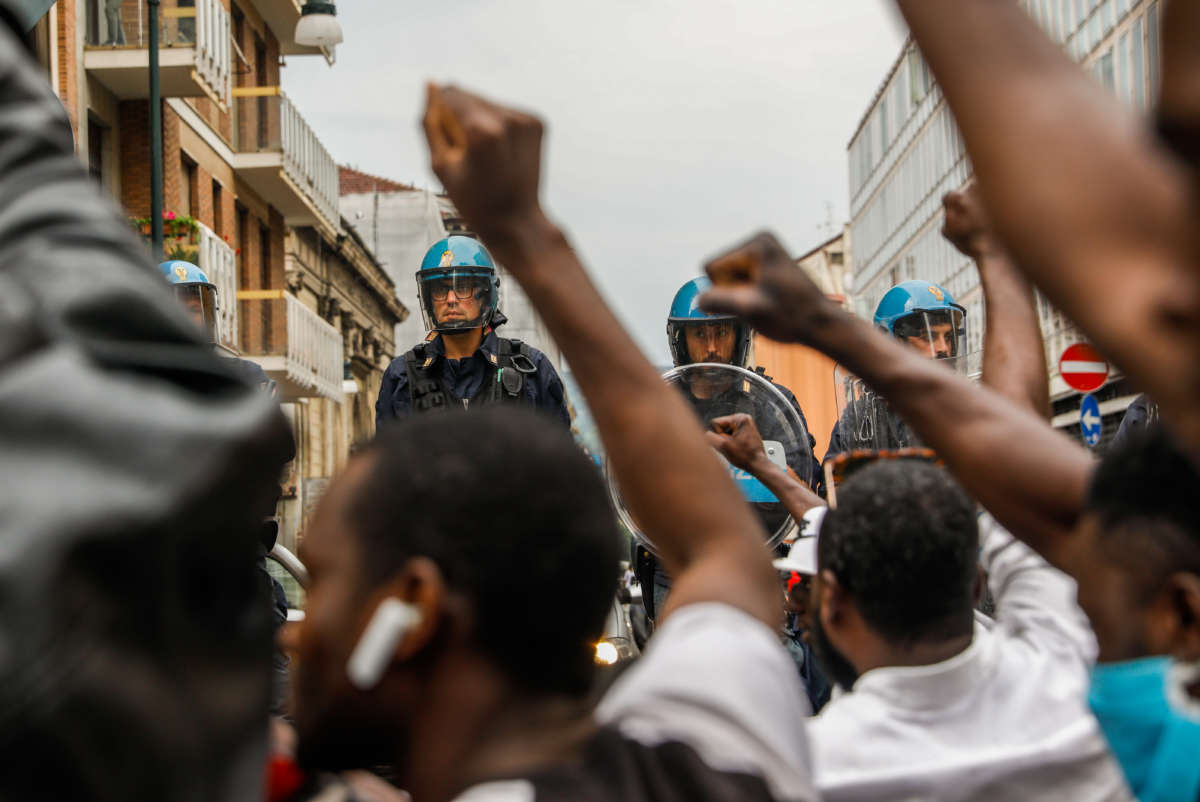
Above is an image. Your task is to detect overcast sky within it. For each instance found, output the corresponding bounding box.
[284,1,907,362]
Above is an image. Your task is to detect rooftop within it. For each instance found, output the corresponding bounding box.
[338,165,416,196]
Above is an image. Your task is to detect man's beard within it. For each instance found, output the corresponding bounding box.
[809,607,860,691]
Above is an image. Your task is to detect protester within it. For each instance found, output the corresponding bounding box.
[287,84,819,802]
[0,12,293,801]
[375,235,568,426]
[700,230,1200,800]
[707,412,830,711]
[808,460,1129,800]
[940,184,1050,419]
[883,0,1200,460]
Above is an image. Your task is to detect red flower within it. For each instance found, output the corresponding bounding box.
[164,211,176,220]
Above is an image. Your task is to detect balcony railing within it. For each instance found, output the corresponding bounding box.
[238,290,343,401]
[84,0,231,105]
[233,90,340,230]
[195,221,238,352]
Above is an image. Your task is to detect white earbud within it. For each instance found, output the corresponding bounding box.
[346,598,423,691]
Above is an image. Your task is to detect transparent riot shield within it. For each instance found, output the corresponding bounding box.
[607,363,812,554]
[831,365,919,454]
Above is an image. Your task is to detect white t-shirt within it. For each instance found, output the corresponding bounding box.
[808,515,1133,802]
[453,603,819,802]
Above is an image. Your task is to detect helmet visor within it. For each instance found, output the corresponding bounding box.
[418,268,497,332]
[173,284,219,342]
[670,319,744,366]
[891,309,967,371]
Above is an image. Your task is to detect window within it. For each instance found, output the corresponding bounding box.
[908,47,930,105]
[180,155,198,218]
[87,119,105,185]
[212,180,224,236]
[1097,48,1115,93]
[236,204,250,289]
[880,97,890,155]
[1132,16,1145,109]
[1147,1,1160,103]
[1118,32,1130,102]
[259,224,272,290]
[1100,0,1113,34]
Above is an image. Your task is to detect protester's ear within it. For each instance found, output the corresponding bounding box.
[817,569,849,627]
[1165,571,1200,663]
[358,557,446,666]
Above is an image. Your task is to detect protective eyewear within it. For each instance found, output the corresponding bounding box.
[430,278,486,301]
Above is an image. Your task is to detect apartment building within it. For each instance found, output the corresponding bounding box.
[27,0,407,548]
[847,0,1163,449]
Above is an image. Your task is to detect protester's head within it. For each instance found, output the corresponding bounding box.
[873,280,967,365]
[812,460,978,688]
[667,277,751,368]
[1075,425,1200,665]
[416,235,500,334]
[292,408,620,772]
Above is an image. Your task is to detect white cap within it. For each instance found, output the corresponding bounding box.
[772,506,827,576]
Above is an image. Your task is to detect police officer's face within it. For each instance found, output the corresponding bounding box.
[685,321,736,364]
[180,294,206,330]
[432,278,483,326]
[903,322,955,360]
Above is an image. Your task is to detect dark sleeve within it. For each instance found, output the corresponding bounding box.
[531,349,571,428]
[0,26,292,802]
[1110,394,1151,452]
[772,382,823,493]
[825,416,848,463]
[376,357,410,428]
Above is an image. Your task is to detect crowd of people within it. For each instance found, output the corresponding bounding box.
[1,0,1199,800]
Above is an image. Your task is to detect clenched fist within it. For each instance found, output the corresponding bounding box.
[699,232,841,346]
[423,84,546,238]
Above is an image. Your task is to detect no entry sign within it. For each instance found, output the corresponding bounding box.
[1059,343,1109,393]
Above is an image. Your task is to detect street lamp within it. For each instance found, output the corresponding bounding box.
[148,0,164,257]
[295,2,343,47]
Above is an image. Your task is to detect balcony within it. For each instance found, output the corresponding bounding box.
[195,221,239,352]
[231,90,340,233]
[238,290,344,401]
[83,0,231,106]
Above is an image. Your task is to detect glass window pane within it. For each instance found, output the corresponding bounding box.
[1133,16,1145,109]
[1147,1,1159,102]
[1099,48,1115,92]
[1118,32,1130,102]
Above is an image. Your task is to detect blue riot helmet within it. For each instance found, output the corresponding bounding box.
[667,277,752,368]
[160,260,219,343]
[874,280,967,370]
[416,235,501,334]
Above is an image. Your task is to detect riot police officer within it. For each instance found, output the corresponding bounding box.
[633,277,821,621]
[159,260,277,392]
[160,259,292,713]
[376,236,569,426]
[826,279,968,460]
[667,276,821,483]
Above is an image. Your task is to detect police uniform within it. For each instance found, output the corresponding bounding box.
[376,324,569,427]
[377,235,569,428]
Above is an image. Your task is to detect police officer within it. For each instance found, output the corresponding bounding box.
[160,259,292,713]
[667,276,821,484]
[826,279,968,460]
[634,277,822,620]
[159,259,277,393]
[376,235,569,426]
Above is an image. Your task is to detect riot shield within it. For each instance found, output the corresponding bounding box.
[832,365,919,454]
[607,363,811,554]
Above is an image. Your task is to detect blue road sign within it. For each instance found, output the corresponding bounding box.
[1080,393,1103,448]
